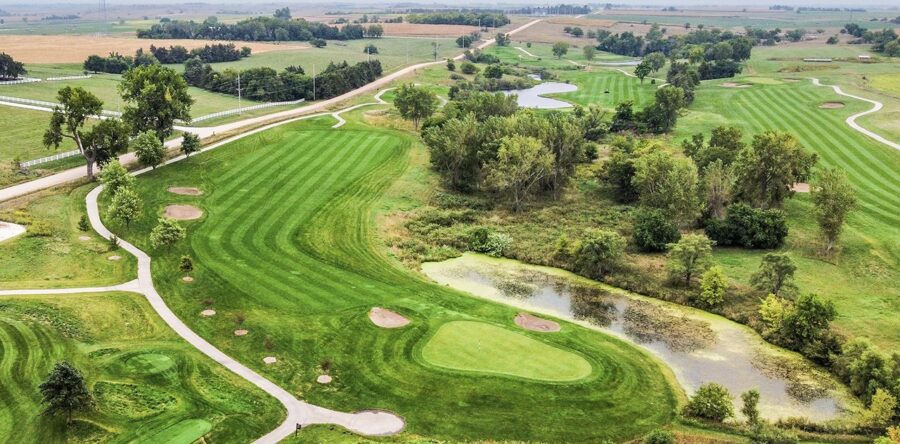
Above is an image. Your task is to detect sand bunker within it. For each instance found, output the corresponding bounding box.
[792,182,811,193]
[263,356,277,365]
[317,375,333,384]
[182,276,194,283]
[167,187,204,196]
[721,82,751,88]
[0,221,26,243]
[368,307,410,328]
[108,255,121,261]
[819,102,844,109]
[200,309,216,317]
[78,235,91,241]
[234,329,248,336]
[164,204,203,220]
[514,312,561,332]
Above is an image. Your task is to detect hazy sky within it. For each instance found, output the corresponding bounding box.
[0,0,897,8]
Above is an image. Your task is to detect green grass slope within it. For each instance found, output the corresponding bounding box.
[0,292,281,443]
[103,116,678,442]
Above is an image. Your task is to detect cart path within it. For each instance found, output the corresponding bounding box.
[810,78,900,151]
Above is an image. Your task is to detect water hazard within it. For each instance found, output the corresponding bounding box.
[504,82,577,109]
[422,253,857,422]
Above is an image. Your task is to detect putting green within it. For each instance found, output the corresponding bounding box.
[420,321,592,382]
[124,353,176,374]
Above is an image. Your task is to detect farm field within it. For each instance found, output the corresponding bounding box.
[676,76,900,348]
[0,292,282,442]
[588,9,898,30]
[99,114,678,442]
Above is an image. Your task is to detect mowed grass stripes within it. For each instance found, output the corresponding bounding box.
[555,69,657,110]
[106,117,678,442]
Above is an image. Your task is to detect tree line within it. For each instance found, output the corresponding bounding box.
[184,59,382,102]
[406,12,509,27]
[84,44,251,74]
[137,16,372,42]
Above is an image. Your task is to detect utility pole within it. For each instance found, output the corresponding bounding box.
[236,73,242,113]
[312,64,316,101]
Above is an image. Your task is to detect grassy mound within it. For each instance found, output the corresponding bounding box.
[420,320,592,382]
[0,293,281,443]
[104,116,678,442]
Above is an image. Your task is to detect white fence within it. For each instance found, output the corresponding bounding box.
[45,75,92,81]
[0,77,42,85]
[190,98,305,123]
[20,150,82,168]
[0,95,122,117]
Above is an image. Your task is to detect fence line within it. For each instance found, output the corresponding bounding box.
[0,77,42,85]
[20,150,82,168]
[190,98,305,123]
[45,75,92,81]
[0,95,122,117]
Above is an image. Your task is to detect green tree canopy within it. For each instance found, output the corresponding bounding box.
[812,168,857,253]
[666,233,713,286]
[749,253,797,296]
[632,150,701,224]
[682,382,733,422]
[99,159,134,195]
[150,218,187,249]
[552,41,569,59]
[119,64,193,140]
[394,83,439,130]
[733,131,817,209]
[133,130,166,169]
[39,361,93,424]
[109,187,143,226]
[484,135,554,211]
[181,132,201,157]
[574,230,626,278]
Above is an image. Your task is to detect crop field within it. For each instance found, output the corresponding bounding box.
[677,77,900,348]
[101,115,677,442]
[588,9,897,30]
[0,292,282,442]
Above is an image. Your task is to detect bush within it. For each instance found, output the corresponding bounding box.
[632,208,680,252]
[705,203,787,249]
[748,422,798,444]
[460,62,478,74]
[696,266,727,307]
[180,255,193,273]
[77,215,90,232]
[132,131,166,169]
[682,382,733,422]
[149,218,186,249]
[643,429,675,444]
[574,230,626,278]
[468,227,511,257]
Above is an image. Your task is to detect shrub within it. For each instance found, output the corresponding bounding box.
[77,215,90,232]
[149,218,186,249]
[748,422,798,444]
[460,62,478,74]
[666,233,713,286]
[107,234,119,251]
[682,382,733,422]
[696,266,727,308]
[132,131,165,169]
[574,230,626,278]
[741,389,761,424]
[468,227,511,257]
[99,159,134,195]
[446,59,456,71]
[180,255,193,273]
[632,208,680,252]
[27,221,53,237]
[643,429,675,444]
[705,203,787,249]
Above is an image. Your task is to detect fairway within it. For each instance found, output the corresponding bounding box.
[420,321,593,382]
[104,115,678,442]
[0,293,281,443]
[554,69,657,109]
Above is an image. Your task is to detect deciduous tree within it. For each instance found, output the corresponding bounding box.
[750,253,797,296]
[666,233,714,286]
[133,130,166,169]
[181,132,200,157]
[109,187,143,226]
[150,218,186,249]
[697,265,727,307]
[484,135,554,211]
[574,230,626,278]
[632,207,680,252]
[394,83,439,130]
[634,61,652,84]
[582,45,596,61]
[39,362,93,425]
[632,150,701,224]
[732,131,816,209]
[119,64,193,140]
[702,159,732,219]
[683,382,733,422]
[99,159,134,196]
[741,389,761,425]
[812,168,857,253]
[644,51,667,72]
[552,41,569,59]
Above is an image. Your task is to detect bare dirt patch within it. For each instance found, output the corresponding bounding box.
[200,309,216,317]
[791,182,811,193]
[721,82,751,88]
[234,329,248,336]
[0,35,308,64]
[108,255,121,261]
[316,374,333,384]
[514,312,561,332]
[167,187,203,196]
[182,276,194,283]
[164,204,203,221]
[263,356,277,365]
[368,307,410,328]
[78,235,91,241]
[819,102,845,109]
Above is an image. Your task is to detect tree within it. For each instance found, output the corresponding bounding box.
[0,52,27,79]
[582,45,596,61]
[779,293,836,351]
[702,159,732,219]
[446,59,456,71]
[552,41,569,59]
[495,33,511,46]
[666,233,714,286]
[642,86,685,133]
[759,294,791,332]
[644,52,667,72]
[484,135,554,211]
[109,187,143,226]
[394,83,439,130]
[311,38,327,48]
[570,27,584,37]
[599,143,638,203]
[366,24,384,38]
[574,230,627,278]
[273,7,291,20]
[704,203,788,249]
[150,218,186,249]
[460,61,478,74]
[750,253,797,296]
[643,430,675,444]
[696,266,727,307]
[39,362,93,424]
[632,150,701,225]
[483,64,503,79]
[634,61,651,84]
[44,87,130,179]
[181,132,200,157]
[456,35,475,48]
[741,389,761,425]
[861,389,897,429]
[732,131,817,209]
[133,130,166,169]
[119,64,194,140]
[363,44,379,55]
[99,159,134,196]
[812,168,857,253]
[682,382,733,422]
[632,208,680,252]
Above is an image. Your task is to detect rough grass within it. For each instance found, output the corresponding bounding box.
[0,292,282,443]
[419,320,593,382]
[0,106,79,163]
[102,115,678,442]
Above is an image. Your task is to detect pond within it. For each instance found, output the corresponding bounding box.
[504,82,577,109]
[421,253,858,422]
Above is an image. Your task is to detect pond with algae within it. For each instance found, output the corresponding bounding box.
[421,253,858,422]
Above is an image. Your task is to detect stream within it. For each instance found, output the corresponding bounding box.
[421,253,858,422]
[503,82,577,109]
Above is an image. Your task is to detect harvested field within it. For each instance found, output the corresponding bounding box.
[379,23,480,37]
[0,35,307,64]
